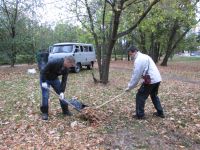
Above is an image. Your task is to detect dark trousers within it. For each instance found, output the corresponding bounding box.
[136,82,163,117]
[40,77,68,114]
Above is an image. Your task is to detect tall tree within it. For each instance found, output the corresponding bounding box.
[0,0,41,66]
[70,0,160,84]
[160,0,199,66]
[0,0,21,66]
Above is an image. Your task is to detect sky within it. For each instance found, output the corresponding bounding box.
[37,0,77,26]
[37,0,200,32]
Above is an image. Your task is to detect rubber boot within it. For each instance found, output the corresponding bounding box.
[59,99,72,116]
[40,106,48,120]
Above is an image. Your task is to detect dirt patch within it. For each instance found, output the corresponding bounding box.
[102,127,170,149]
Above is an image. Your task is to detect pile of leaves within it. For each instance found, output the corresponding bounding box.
[79,107,108,125]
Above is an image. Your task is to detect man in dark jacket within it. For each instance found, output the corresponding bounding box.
[40,56,75,120]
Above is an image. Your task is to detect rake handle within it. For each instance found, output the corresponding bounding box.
[96,92,126,109]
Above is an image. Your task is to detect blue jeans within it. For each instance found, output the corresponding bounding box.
[136,82,164,117]
[40,76,68,114]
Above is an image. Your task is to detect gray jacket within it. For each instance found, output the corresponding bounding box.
[128,52,162,90]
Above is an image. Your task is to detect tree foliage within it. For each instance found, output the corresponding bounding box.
[0,0,42,66]
[0,0,199,70]
[69,0,160,84]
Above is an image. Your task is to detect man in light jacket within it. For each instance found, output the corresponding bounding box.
[125,45,165,119]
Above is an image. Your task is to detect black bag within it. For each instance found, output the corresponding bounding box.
[142,59,151,84]
[142,74,151,84]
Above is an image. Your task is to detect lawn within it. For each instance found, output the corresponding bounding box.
[0,58,200,149]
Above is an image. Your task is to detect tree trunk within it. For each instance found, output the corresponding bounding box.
[113,46,117,61]
[149,33,154,58]
[154,42,160,63]
[10,44,17,67]
[161,20,179,66]
[160,49,171,66]
[139,29,147,53]
[100,38,117,83]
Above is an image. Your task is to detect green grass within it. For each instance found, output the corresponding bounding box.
[170,55,200,62]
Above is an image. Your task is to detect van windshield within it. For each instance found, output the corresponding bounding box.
[52,45,73,53]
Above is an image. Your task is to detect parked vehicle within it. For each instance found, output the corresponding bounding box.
[48,42,96,73]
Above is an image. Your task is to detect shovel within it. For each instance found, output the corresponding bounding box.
[50,87,126,110]
[49,88,82,112]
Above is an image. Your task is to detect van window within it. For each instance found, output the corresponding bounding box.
[83,46,89,52]
[75,45,80,52]
[89,46,93,52]
[52,45,73,53]
[80,46,83,52]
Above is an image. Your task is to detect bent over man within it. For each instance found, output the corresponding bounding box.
[125,45,165,119]
[40,56,75,120]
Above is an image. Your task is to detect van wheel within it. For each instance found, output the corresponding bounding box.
[87,62,93,70]
[87,65,91,70]
[74,63,81,73]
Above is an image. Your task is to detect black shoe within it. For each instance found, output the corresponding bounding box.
[153,112,165,118]
[63,111,72,116]
[42,113,48,120]
[133,115,145,120]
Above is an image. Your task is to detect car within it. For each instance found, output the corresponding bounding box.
[48,42,96,73]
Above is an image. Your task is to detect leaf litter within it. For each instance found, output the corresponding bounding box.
[0,61,200,149]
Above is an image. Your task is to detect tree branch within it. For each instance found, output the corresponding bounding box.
[106,0,114,7]
[122,0,145,10]
[172,19,200,50]
[117,0,160,39]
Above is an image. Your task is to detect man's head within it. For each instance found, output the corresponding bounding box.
[63,56,75,68]
[127,45,138,59]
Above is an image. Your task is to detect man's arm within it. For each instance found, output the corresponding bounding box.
[60,70,68,93]
[127,60,145,90]
[41,62,53,82]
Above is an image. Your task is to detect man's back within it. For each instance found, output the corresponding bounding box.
[137,52,162,84]
[41,58,68,81]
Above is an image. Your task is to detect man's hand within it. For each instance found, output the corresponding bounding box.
[41,82,48,89]
[59,92,64,100]
[125,87,130,92]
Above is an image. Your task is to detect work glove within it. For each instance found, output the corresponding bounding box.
[41,82,48,89]
[59,92,65,100]
[125,87,130,92]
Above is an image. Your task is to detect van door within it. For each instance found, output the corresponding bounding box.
[85,45,96,65]
[73,45,82,63]
[82,45,90,65]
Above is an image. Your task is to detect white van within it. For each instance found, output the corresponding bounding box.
[48,42,96,73]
